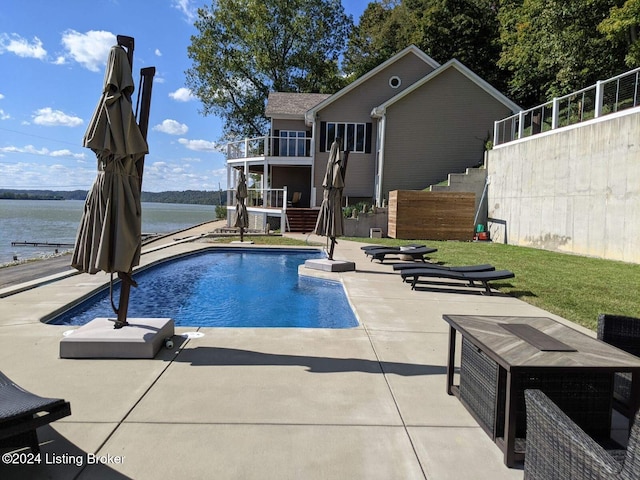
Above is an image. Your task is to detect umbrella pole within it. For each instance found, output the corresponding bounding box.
[328,237,336,260]
[114,272,137,329]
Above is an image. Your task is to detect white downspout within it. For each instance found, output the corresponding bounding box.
[310,118,317,207]
[376,112,387,207]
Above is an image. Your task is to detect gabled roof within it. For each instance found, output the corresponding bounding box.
[371,59,521,117]
[265,92,331,119]
[304,45,440,124]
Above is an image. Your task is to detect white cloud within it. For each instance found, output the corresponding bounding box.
[0,93,4,99]
[153,119,188,135]
[50,149,85,159]
[60,30,116,72]
[0,161,96,189]
[0,144,85,160]
[169,87,195,102]
[0,33,47,59]
[178,138,217,152]
[0,109,10,120]
[32,107,83,127]
[172,0,197,23]
[155,49,162,56]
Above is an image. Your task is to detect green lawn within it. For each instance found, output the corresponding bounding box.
[344,237,639,332]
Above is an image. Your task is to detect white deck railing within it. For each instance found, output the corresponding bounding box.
[494,67,640,146]
[227,187,288,209]
[226,135,313,160]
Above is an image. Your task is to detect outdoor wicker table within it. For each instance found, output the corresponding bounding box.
[442,314,640,467]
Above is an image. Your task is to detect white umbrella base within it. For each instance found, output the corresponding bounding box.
[304,259,356,272]
[60,317,174,359]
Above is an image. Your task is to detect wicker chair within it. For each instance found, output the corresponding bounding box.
[524,389,639,480]
[0,371,71,453]
[597,314,640,419]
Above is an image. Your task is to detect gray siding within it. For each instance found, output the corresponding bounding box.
[313,52,437,203]
[271,119,309,133]
[382,67,513,199]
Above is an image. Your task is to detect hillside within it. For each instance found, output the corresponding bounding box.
[0,189,226,206]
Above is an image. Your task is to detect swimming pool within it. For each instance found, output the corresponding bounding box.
[49,248,359,328]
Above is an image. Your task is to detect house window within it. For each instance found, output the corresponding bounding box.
[324,122,367,153]
[389,76,401,88]
[279,131,306,156]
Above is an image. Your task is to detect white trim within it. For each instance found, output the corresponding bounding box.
[371,59,521,117]
[376,114,387,207]
[305,45,440,125]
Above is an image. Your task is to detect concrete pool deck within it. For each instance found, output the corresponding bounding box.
[0,222,605,479]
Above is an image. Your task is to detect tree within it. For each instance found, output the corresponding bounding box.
[343,1,416,79]
[599,0,640,67]
[344,1,504,88]
[186,0,353,141]
[498,0,628,107]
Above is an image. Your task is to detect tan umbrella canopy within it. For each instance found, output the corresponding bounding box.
[314,138,348,260]
[233,170,249,242]
[71,37,154,329]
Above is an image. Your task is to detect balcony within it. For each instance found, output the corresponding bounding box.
[226,135,313,164]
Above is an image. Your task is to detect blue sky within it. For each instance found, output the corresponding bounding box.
[0,0,367,192]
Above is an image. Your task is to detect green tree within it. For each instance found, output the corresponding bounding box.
[343,1,416,79]
[599,0,640,67]
[407,0,503,86]
[344,1,504,86]
[498,0,628,107]
[186,0,353,140]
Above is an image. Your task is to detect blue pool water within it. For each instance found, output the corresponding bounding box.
[50,248,359,328]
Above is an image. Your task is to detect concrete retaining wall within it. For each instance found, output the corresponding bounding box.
[487,108,640,263]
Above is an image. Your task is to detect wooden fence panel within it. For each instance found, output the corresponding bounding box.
[388,191,475,240]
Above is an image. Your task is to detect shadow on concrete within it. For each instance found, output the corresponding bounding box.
[172,346,448,377]
[0,425,132,480]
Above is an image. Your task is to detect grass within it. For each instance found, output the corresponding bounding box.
[343,237,640,332]
[203,235,322,246]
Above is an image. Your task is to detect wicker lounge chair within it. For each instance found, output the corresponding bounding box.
[597,314,640,420]
[366,246,437,263]
[524,389,639,480]
[400,268,514,294]
[0,371,71,453]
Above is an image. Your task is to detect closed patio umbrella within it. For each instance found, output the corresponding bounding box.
[234,170,249,242]
[314,138,348,260]
[71,39,150,329]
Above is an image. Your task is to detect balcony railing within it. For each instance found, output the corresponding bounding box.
[226,135,313,160]
[494,67,640,146]
[227,187,288,209]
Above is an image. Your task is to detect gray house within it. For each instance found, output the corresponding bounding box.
[225,45,519,230]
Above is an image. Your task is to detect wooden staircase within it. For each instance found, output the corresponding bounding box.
[286,208,319,233]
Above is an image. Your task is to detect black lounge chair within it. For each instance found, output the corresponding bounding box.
[401,268,515,294]
[524,389,639,480]
[366,246,437,263]
[392,263,495,272]
[360,244,424,251]
[0,371,71,453]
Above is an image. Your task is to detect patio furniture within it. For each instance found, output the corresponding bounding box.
[0,371,71,453]
[366,246,437,263]
[524,388,640,480]
[360,244,424,251]
[442,315,640,467]
[402,268,514,294]
[597,314,640,421]
[392,262,495,272]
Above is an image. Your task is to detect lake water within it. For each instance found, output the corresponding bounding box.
[0,200,216,265]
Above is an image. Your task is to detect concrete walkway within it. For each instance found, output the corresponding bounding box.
[0,224,596,479]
